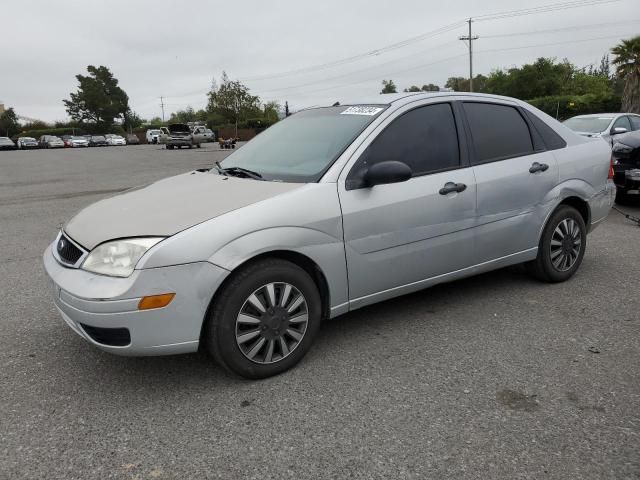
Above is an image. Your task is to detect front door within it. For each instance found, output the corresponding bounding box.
[338,102,477,307]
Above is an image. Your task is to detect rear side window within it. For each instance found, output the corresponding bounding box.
[463,102,533,164]
[350,103,460,179]
[523,110,567,150]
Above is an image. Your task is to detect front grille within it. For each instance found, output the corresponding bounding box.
[79,323,131,347]
[56,233,83,265]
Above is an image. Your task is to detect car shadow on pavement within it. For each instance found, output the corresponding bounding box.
[54,265,536,392]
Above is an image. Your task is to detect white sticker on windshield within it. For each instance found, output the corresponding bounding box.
[340,106,384,116]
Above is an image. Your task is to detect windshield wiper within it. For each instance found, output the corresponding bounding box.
[220,166,264,181]
[213,161,227,176]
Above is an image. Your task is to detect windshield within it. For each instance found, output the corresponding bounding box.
[92,136,105,140]
[220,105,386,182]
[72,136,85,140]
[563,116,612,133]
[150,130,161,135]
[21,137,36,141]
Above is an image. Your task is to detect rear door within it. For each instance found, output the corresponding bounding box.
[461,101,559,262]
[338,101,477,306]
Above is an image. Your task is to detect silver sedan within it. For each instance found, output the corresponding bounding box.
[44,92,614,378]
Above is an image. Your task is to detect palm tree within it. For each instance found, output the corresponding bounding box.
[612,35,640,113]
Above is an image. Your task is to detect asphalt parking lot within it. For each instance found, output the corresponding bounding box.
[1,145,639,479]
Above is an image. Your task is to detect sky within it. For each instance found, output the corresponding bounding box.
[1,0,638,123]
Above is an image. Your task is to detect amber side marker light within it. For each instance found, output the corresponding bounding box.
[138,293,176,310]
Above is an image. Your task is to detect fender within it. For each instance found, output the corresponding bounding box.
[209,227,349,317]
[537,178,595,241]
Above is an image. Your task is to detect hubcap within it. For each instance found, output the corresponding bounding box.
[235,283,308,364]
[549,218,582,272]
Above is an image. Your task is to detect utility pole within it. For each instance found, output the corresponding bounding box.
[160,96,165,122]
[459,18,479,92]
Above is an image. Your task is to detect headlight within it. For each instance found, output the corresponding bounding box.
[82,238,164,277]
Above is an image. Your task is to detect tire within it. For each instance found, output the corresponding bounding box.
[204,258,322,379]
[167,145,173,150]
[188,144,193,149]
[197,143,201,148]
[527,205,586,283]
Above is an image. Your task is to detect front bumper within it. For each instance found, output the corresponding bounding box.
[43,244,229,356]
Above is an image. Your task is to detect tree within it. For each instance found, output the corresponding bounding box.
[612,35,640,113]
[262,101,281,124]
[0,108,19,137]
[207,72,261,134]
[403,85,421,92]
[123,110,144,131]
[380,79,397,94]
[421,84,440,92]
[63,65,130,129]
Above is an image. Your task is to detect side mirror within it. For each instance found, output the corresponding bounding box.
[363,161,412,188]
[611,127,628,135]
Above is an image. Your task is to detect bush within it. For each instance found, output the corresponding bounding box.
[529,93,622,120]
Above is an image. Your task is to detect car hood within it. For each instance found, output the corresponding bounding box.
[64,172,301,250]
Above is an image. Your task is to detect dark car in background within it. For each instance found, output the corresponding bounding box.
[38,135,65,148]
[612,131,640,203]
[16,137,39,149]
[0,137,16,150]
[126,134,140,145]
[89,135,108,147]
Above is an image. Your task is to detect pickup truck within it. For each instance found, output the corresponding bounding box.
[164,124,205,149]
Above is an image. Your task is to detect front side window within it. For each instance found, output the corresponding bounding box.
[630,115,640,131]
[613,116,632,131]
[221,105,386,182]
[347,103,460,184]
[463,102,533,164]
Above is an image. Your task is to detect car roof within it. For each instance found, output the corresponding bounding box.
[568,113,622,119]
[326,91,523,108]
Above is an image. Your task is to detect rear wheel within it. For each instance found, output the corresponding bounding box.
[527,205,586,283]
[204,258,322,379]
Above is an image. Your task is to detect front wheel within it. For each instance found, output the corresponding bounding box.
[527,205,586,283]
[204,259,322,379]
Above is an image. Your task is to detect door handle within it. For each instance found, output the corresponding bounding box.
[439,182,467,195]
[529,162,549,173]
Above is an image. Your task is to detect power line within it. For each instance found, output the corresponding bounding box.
[474,0,618,22]
[243,20,465,82]
[253,40,460,95]
[476,32,638,54]
[244,0,618,83]
[482,19,640,39]
[262,31,633,101]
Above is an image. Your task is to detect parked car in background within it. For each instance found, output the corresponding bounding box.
[62,135,74,147]
[16,137,39,149]
[165,123,203,149]
[70,136,89,148]
[43,92,615,379]
[105,134,126,146]
[0,137,16,150]
[563,113,640,144]
[126,134,140,145]
[611,130,640,203]
[38,135,65,148]
[192,126,215,142]
[146,129,162,144]
[89,135,108,147]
